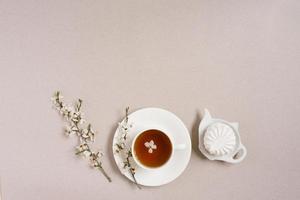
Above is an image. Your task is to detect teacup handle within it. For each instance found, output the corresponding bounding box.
[226,144,247,164]
[174,143,186,150]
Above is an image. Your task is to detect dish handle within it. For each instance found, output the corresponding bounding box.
[226,144,247,164]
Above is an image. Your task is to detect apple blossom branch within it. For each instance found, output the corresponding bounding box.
[115,107,141,189]
[51,91,111,182]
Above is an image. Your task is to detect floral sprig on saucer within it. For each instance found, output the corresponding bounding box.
[115,107,141,189]
[52,91,111,182]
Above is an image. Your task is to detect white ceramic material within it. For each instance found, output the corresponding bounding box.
[131,128,186,170]
[198,109,247,163]
[113,107,191,186]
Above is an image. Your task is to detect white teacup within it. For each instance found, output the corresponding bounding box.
[131,128,186,170]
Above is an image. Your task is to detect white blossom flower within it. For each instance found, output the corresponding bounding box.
[89,151,103,168]
[80,127,95,142]
[71,111,84,124]
[82,150,91,157]
[76,143,89,153]
[144,140,157,153]
[64,125,78,136]
[60,106,73,119]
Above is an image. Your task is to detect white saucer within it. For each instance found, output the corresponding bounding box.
[112,107,191,186]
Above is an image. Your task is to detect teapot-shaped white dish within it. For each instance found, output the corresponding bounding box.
[198,109,247,163]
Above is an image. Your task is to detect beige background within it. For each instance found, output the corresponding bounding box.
[0,0,299,199]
